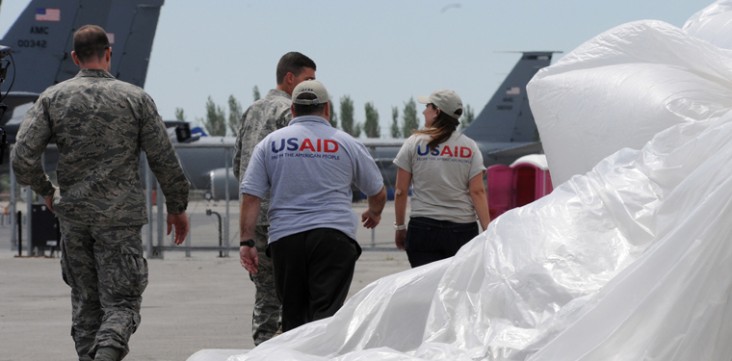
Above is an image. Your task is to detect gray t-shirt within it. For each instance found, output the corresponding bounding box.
[393,132,485,223]
[241,115,384,243]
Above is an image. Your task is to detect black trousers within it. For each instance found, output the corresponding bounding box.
[269,228,361,332]
[405,216,479,268]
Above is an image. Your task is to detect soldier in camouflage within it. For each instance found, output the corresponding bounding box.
[11,25,190,361]
[233,51,316,345]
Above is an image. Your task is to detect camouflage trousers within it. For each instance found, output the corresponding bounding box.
[60,220,147,361]
[250,225,282,345]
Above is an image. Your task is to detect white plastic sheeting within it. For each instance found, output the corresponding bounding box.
[219,2,732,360]
[530,8,732,185]
[683,0,732,50]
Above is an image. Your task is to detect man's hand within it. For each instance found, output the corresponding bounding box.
[362,187,386,229]
[240,245,259,274]
[43,195,54,213]
[239,194,261,274]
[167,212,190,245]
[361,209,381,229]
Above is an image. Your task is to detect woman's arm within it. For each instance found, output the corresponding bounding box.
[469,171,491,230]
[394,167,412,250]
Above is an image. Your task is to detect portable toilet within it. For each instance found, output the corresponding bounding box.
[486,154,553,219]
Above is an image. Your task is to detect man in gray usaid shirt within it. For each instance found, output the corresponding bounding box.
[239,80,386,332]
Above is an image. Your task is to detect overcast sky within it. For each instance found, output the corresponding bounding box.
[0,0,715,136]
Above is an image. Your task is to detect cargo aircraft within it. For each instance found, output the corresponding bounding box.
[0,0,165,165]
[0,1,557,204]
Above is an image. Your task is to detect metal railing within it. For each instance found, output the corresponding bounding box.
[3,144,393,258]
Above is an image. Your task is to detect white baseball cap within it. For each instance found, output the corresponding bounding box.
[292,80,329,105]
[417,89,463,120]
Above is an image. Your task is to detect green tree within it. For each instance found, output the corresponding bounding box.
[353,122,362,138]
[203,96,226,136]
[253,85,261,101]
[460,104,475,130]
[227,95,243,136]
[390,106,400,138]
[401,97,419,136]
[329,101,338,128]
[363,102,380,138]
[340,95,355,136]
[174,107,186,121]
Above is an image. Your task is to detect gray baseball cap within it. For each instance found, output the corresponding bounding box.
[292,80,329,105]
[417,89,463,120]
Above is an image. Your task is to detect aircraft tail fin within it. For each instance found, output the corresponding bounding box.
[463,51,557,144]
[0,1,114,94]
[0,0,164,131]
[0,0,164,94]
[106,0,164,88]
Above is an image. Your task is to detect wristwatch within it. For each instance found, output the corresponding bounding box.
[394,223,407,231]
[240,239,255,247]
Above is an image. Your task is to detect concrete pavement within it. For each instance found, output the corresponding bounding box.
[0,200,411,361]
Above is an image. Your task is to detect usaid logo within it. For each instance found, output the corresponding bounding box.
[271,137,339,153]
[417,145,472,158]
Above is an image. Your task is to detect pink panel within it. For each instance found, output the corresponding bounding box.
[513,166,538,207]
[487,165,514,219]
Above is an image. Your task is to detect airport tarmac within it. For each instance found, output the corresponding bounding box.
[0,200,412,361]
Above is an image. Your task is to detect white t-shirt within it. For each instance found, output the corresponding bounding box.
[393,131,485,223]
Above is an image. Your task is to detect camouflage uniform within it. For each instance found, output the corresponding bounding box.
[233,88,291,345]
[11,69,189,360]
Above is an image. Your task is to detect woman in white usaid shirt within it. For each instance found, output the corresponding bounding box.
[393,89,491,267]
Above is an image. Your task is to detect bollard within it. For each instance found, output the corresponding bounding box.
[16,210,22,257]
[206,209,224,257]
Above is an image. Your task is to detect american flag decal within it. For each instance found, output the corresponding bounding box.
[505,86,521,96]
[36,8,61,22]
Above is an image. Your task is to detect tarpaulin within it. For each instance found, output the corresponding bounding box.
[215,1,732,360]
